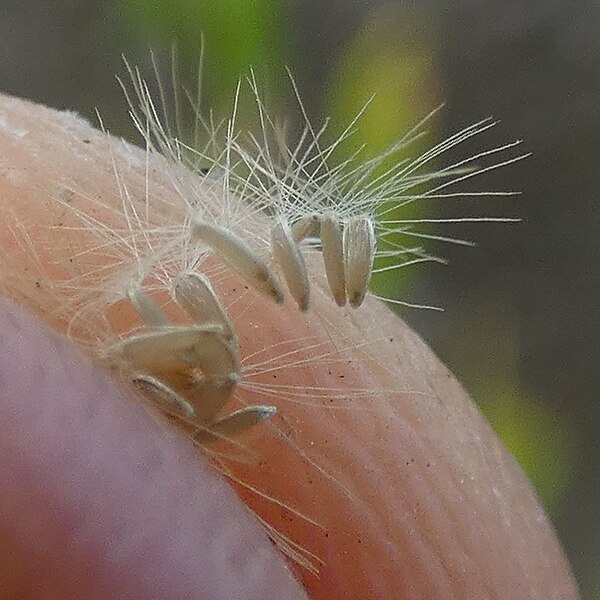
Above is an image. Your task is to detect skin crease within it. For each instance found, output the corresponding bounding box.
[0,93,580,599]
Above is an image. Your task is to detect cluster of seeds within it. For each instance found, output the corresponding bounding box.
[191,211,375,312]
[94,200,379,443]
[102,275,276,445]
[47,59,525,452]
[0,54,527,577]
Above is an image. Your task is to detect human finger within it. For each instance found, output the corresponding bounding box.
[0,93,579,599]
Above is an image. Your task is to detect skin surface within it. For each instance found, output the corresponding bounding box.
[0,93,580,599]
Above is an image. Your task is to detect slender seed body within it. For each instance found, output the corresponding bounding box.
[320,212,346,307]
[344,216,376,308]
[174,272,237,344]
[270,216,310,311]
[192,220,284,304]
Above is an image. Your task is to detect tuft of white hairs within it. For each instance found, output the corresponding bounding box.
[119,58,526,313]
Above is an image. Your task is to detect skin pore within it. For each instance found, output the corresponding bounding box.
[0,93,580,598]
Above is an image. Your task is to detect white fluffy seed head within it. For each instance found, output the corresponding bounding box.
[113,59,525,314]
[30,58,525,463]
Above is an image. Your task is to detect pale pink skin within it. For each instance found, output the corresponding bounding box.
[0,93,580,599]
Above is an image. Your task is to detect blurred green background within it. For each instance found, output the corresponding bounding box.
[0,1,597,596]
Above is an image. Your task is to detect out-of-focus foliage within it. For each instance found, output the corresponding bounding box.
[327,8,439,158]
[122,0,286,106]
